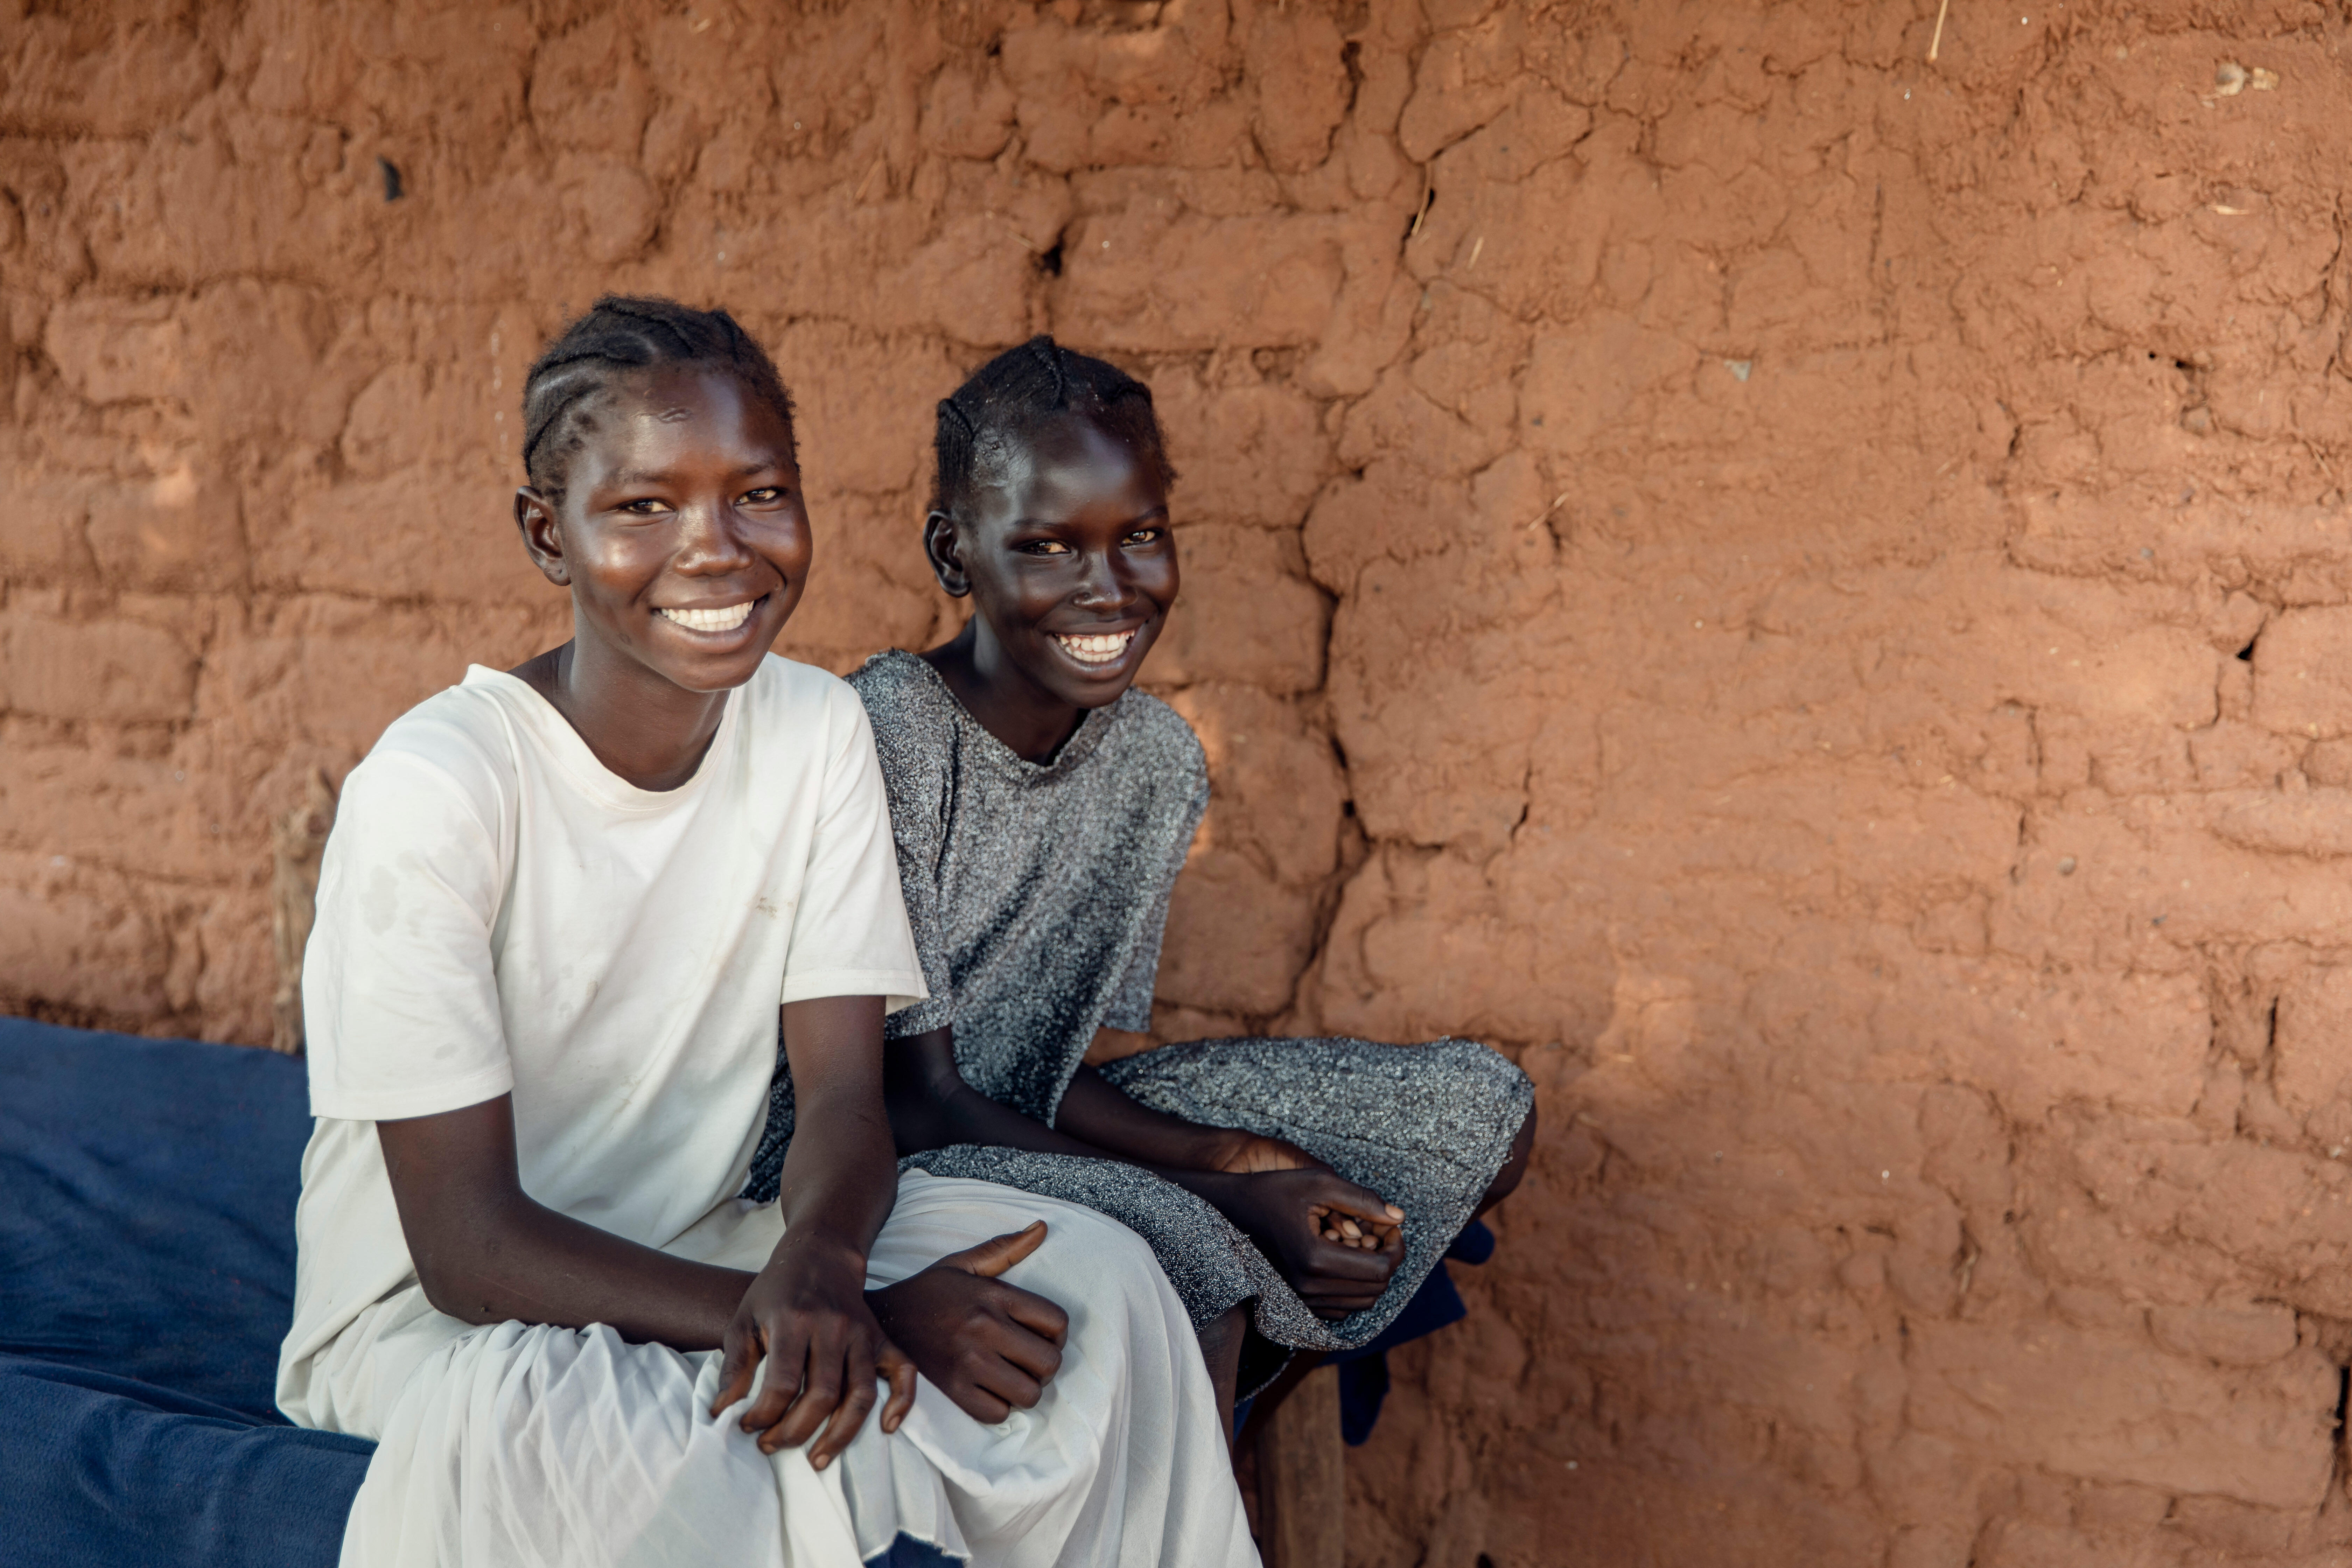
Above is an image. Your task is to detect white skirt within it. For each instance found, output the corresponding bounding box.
[290,1173,1254,1568]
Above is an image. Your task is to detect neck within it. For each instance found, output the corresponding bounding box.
[513,628,730,792]
[922,622,1086,763]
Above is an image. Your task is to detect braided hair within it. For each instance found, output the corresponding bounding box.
[520,295,796,499]
[931,336,1174,519]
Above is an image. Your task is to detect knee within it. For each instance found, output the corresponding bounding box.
[1046,1202,1161,1283]
[1480,1097,1538,1211]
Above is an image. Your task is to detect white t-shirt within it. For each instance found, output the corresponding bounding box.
[277,657,926,1414]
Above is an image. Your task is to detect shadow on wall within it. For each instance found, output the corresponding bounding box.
[9,1,2352,1563]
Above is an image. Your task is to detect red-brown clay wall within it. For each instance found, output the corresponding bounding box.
[9,1,2352,1561]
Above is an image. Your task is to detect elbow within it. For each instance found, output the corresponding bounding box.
[881,1032,967,1154]
[410,1254,491,1324]
[1479,1098,1539,1213]
[880,1072,948,1156]
[411,1271,466,1320]
[406,1231,511,1326]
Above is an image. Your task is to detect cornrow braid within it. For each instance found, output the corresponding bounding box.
[1026,336,1068,407]
[930,335,1175,519]
[520,295,796,499]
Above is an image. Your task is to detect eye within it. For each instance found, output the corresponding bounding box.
[740,486,785,505]
[620,498,673,516]
[1122,527,1165,546]
[1017,539,1073,556]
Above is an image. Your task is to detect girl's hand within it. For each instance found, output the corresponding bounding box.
[711,1231,913,1469]
[1213,1169,1406,1321]
[1309,1198,1400,1251]
[1204,1129,1325,1176]
[867,1220,1070,1424]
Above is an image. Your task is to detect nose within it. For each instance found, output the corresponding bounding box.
[672,496,758,577]
[1070,545,1134,610]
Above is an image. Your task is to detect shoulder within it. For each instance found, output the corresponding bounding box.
[1112,689,1208,789]
[740,653,872,748]
[346,675,518,819]
[328,676,522,865]
[846,649,951,736]
[746,651,855,711]
[846,650,957,789]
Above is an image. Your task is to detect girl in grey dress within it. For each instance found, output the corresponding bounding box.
[748,338,1533,1405]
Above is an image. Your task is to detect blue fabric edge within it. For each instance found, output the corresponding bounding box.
[866,1531,967,1567]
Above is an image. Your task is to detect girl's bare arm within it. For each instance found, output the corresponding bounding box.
[1053,1060,1314,1173]
[883,1025,1403,1318]
[382,997,919,1466]
[709,995,905,1460]
[883,1025,1131,1163]
[379,1092,752,1348]
[379,999,898,1345]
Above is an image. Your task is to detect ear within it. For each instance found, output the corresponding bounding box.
[514,487,570,587]
[922,510,971,598]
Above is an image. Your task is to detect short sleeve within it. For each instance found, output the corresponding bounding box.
[856,685,957,1041]
[302,748,514,1122]
[778,694,930,1012]
[1099,765,1209,1033]
[875,747,955,1044]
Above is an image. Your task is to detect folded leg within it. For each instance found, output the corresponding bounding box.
[324,1175,1251,1568]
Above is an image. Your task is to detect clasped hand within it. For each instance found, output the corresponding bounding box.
[712,1221,1068,1467]
[1201,1132,1407,1321]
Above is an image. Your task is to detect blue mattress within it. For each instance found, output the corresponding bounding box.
[0,1017,372,1567]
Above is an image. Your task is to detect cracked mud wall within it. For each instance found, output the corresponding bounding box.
[10,0,2352,1562]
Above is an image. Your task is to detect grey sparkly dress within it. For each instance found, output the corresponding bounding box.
[744,650,1532,1357]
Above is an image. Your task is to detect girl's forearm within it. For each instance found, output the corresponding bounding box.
[771,1089,900,1256]
[894,1068,1124,1162]
[380,1097,752,1350]
[882,1027,1093,1159]
[926,1084,1248,1214]
[882,1027,1246,1201]
[385,998,912,1358]
[1051,1064,1233,1170]
[433,1195,754,1348]
[772,995,901,1261]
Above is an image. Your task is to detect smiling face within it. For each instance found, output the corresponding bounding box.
[925,413,1177,713]
[514,366,808,695]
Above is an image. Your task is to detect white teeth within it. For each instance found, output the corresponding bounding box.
[657,602,754,633]
[1052,630,1137,666]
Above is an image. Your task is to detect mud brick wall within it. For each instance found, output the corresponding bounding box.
[10,2,2352,1562]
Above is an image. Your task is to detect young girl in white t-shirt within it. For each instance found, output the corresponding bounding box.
[276,297,1253,1568]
